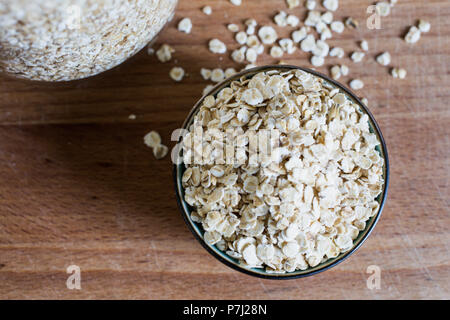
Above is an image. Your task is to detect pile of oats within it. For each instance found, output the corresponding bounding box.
[0,0,177,81]
[181,68,385,273]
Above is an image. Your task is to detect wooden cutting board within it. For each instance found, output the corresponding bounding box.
[0,0,448,299]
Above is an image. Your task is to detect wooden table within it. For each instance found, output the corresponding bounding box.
[0,0,448,300]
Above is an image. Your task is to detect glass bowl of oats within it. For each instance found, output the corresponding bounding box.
[174,65,389,279]
[0,0,177,81]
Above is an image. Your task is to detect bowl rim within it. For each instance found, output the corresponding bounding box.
[173,64,390,279]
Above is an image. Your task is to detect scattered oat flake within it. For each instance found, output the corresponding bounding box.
[391,67,407,79]
[311,55,324,67]
[169,67,185,82]
[178,18,192,34]
[279,38,296,54]
[330,47,344,58]
[156,44,175,63]
[225,68,237,78]
[292,27,307,43]
[258,26,278,45]
[246,48,258,63]
[287,15,300,27]
[376,2,391,17]
[235,31,248,45]
[321,12,333,24]
[128,114,136,120]
[209,39,227,54]
[144,131,161,148]
[270,46,284,58]
[286,0,300,9]
[350,79,364,90]
[330,65,341,80]
[300,35,316,52]
[306,0,317,10]
[376,52,391,66]
[202,6,212,15]
[330,21,344,33]
[230,0,242,6]
[418,20,431,33]
[228,24,239,32]
[405,26,421,44]
[211,68,225,83]
[201,68,212,80]
[323,0,339,11]
[153,144,169,160]
[351,51,365,63]
[360,40,369,51]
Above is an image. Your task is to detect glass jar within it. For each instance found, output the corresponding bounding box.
[0,0,178,81]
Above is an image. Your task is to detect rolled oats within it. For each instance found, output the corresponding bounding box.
[209,39,227,54]
[286,15,300,27]
[156,44,175,63]
[144,131,168,160]
[330,21,345,33]
[225,68,238,78]
[323,0,339,11]
[202,6,212,15]
[279,39,297,54]
[144,131,162,148]
[340,64,349,76]
[391,67,407,79]
[376,52,391,66]
[292,27,308,43]
[330,65,341,80]
[246,48,258,63]
[274,11,288,27]
[0,0,177,81]
[201,68,212,80]
[231,47,247,63]
[360,40,369,51]
[236,32,248,45]
[169,67,185,82]
[351,51,365,63]
[211,68,226,83]
[418,20,431,33]
[286,0,301,9]
[405,26,421,44]
[270,46,284,58]
[350,79,364,90]
[376,2,391,17]
[321,12,334,25]
[178,18,192,34]
[228,24,240,33]
[330,47,345,58]
[300,35,316,52]
[306,0,317,10]
[258,26,279,45]
[153,144,169,160]
[311,55,325,67]
[182,68,384,273]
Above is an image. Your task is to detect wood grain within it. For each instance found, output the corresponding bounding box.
[0,0,449,299]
